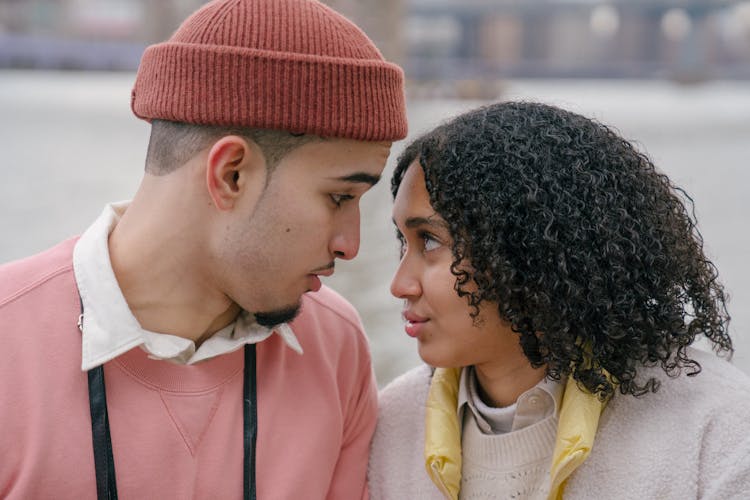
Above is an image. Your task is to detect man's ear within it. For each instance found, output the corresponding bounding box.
[205,136,266,211]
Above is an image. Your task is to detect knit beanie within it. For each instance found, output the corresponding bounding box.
[131,0,407,141]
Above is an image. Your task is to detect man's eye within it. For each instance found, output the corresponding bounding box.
[330,194,353,207]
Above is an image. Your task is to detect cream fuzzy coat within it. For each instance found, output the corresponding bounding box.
[369,348,750,499]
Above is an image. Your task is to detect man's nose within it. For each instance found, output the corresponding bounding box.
[330,207,361,260]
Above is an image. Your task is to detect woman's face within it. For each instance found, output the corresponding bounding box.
[391,161,528,371]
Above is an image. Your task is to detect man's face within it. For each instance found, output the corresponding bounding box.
[212,138,391,323]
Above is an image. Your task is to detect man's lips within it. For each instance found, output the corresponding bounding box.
[307,275,323,292]
[310,262,335,277]
[307,263,335,292]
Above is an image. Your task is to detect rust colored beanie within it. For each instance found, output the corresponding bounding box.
[131,0,407,141]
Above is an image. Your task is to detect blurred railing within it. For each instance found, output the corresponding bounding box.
[1,0,749,89]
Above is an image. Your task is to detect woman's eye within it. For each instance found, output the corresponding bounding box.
[396,232,406,258]
[423,233,441,252]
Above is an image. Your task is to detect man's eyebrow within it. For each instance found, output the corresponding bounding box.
[332,172,381,186]
[392,216,449,231]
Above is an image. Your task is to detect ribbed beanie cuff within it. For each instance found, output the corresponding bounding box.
[131,0,407,141]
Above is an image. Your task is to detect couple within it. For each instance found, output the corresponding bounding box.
[1,1,749,499]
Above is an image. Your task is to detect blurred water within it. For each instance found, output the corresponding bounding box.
[1,70,749,386]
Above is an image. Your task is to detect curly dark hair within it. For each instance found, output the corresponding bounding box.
[392,101,731,400]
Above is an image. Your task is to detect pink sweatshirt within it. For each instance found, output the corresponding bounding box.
[0,238,377,499]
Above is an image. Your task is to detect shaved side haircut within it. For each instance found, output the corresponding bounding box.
[145,120,320,175]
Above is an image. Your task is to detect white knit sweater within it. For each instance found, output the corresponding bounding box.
[369,348,750,499]
[460,409,556,499]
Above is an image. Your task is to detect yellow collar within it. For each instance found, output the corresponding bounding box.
[424,367,606,500]
[424,367,462,499]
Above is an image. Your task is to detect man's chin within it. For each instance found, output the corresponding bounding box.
[254,303,301,327]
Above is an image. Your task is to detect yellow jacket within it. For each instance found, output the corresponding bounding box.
[423,367,606,500]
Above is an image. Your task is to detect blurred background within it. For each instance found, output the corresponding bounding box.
[1,0,749,386]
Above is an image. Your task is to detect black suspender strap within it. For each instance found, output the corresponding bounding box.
[87,364,118,500]
[243,344,258,500]
[80,300,258,499]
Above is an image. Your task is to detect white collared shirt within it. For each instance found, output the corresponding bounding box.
[458,365,563,434]
[73,202,303,371]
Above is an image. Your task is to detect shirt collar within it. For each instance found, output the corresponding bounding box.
[73,202,303,371]
[458,365,564,434]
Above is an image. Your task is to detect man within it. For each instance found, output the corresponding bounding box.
[0,0,407,498]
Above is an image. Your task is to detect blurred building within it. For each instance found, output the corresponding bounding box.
[0,0,204,70]
[407,0,750,91]
[1,0,749,89]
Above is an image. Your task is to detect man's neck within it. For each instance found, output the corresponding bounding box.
[108,182,239,344]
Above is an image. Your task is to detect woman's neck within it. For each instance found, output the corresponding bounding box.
[473,360,547,408]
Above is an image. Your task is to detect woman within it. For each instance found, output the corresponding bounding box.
[369,102,750,499]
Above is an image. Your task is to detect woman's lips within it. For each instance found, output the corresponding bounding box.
[403,311,428,338]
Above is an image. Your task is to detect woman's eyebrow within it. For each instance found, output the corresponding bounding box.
[392,216,449,231]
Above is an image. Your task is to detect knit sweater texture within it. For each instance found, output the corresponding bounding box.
[0,238,377,499]
[369,352,750,499]
[459,409,556,499]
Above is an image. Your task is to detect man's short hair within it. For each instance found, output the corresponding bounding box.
[145,120,319,175]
